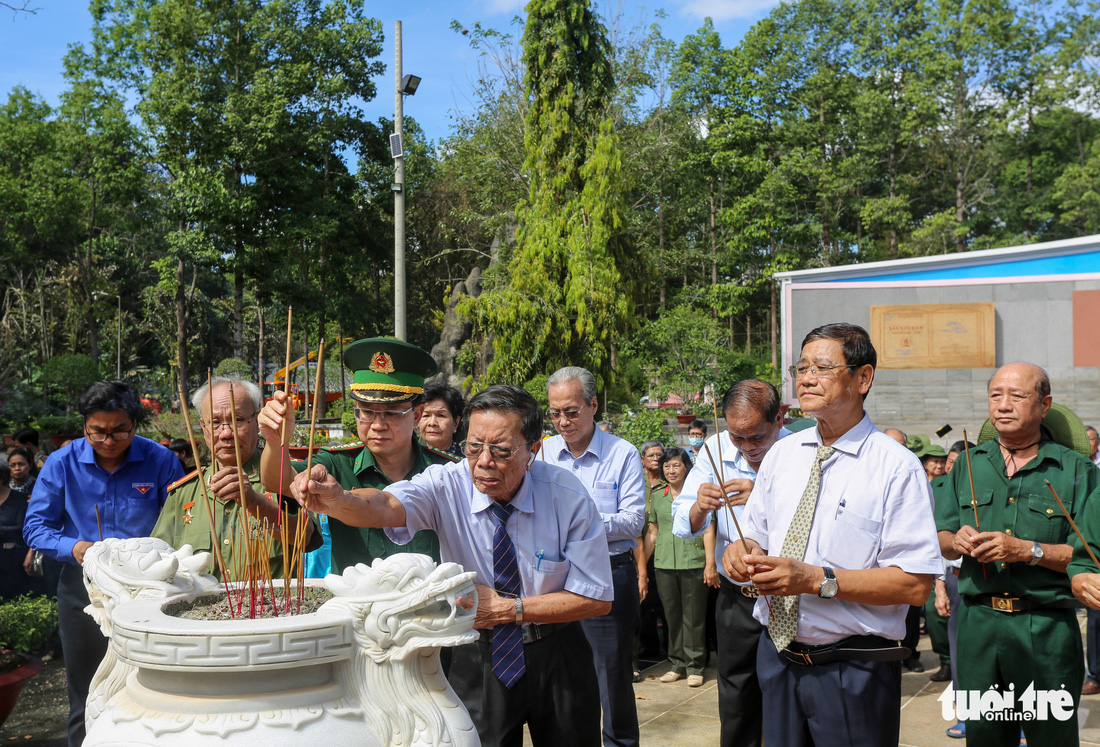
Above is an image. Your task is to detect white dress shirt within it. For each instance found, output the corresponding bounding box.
[543,427,646,556]
[742,414,942,645]
[672,428,792,584]
[385,459,613,601]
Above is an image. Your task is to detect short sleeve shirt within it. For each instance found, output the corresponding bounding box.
[294,439,458,573]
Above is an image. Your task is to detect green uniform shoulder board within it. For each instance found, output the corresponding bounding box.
[423,443,462,463]
[329,441,366,452]
[166,469,200,493]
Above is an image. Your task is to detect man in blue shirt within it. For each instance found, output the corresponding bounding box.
[544,366,646,747]
[672,379,789,747]
[288,384,612,746]
[24,381,183,747]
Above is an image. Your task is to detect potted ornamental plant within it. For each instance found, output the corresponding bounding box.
[0,594,56,727]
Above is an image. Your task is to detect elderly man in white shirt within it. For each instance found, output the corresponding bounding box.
[544,366,646,747]
[671,379,789,747]
[289,384,613,747]
[726,323,941,747]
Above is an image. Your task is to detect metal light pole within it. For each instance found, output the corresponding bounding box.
[116,295,122,378]
[393,20,406,341]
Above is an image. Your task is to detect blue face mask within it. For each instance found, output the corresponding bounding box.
[689,437,705,448]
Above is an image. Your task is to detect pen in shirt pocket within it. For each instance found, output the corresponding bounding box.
[536,549,545,570]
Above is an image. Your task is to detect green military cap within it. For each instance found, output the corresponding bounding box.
[906,434,930,454]
[344,338,438,404]
[915,443,947,458]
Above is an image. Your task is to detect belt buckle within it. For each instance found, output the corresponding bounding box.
[991,596,1018,613]
[741,585,759,599]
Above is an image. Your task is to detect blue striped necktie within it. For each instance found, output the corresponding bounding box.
[489,500,525,687]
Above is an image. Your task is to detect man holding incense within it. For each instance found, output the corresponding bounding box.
[259,338,458,572]
[543,366,645,747]
[288,384,611,746]
[725,323,940,747]
[671,378,788,747]
[152,377,317,580]
[24,380,184,747]
[937,362,1097,745]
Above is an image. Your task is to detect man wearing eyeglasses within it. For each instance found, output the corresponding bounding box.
[152,376,317,579]
[543,366,645,747]
[259,338,458,573]
[724,323,940,747]
[24,380,184,747]
[287,384,612,746]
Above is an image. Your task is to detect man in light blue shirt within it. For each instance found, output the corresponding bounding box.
[24,380,183,747]
[544,366,645,747]
[672,379,788,747]
[289,384,612,747]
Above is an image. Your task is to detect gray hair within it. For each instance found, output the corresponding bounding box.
[191,376,263,415]
[547,366,598,402]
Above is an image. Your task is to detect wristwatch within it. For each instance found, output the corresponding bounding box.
[1028,541,1044,566]
[515,597,524,623]
[819,567,839,598]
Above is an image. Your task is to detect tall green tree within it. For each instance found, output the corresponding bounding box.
[461,0,632,386]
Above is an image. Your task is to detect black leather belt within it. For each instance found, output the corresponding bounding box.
[479,621,570,645]
[776,634,909,666]
[966,594,1081,613]
[609,552,634,568]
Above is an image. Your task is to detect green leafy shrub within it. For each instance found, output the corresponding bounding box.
[33,414,84,435]
[615,407,674,451]
[0,595,58,654]
[43,354,100,411]
[214,358,252,378]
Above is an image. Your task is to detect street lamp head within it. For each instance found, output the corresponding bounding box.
[400,74,421,95]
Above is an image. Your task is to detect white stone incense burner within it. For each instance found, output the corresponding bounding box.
[81,537,480,746]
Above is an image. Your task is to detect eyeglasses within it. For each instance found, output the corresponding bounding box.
[788,363,857,380]
[461,440,532,462]
[547,402,591,421]
[201,414,257,434]
[354,406,414,424]
[85,424,135,443]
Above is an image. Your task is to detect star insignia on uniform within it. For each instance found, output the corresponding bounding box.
[369,352,395,374]
[184,511,193,524]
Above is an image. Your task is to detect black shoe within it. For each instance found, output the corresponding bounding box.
[930,665,952,682]
[904,656,925,673]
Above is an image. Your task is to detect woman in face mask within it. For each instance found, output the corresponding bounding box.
[687,419,707,463]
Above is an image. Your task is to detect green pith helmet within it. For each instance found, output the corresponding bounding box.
[906,434,931,454]
[344,338,438,404]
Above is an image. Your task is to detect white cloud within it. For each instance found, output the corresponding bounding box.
[679,0,782,22]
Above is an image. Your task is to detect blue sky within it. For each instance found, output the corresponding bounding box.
[0,0,779,144]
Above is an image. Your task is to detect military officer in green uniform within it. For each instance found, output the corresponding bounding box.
[259,338,459,572]
[153,377,318,579]
[935,362,1098,746]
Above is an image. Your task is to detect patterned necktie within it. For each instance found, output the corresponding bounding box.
[488,500,525,688]
[768,444,835,652]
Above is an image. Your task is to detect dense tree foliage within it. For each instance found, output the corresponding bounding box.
[2,0,1099,426]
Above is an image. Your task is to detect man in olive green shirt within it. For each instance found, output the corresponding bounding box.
[936,362,1097,746]
[153,377,317,580]
[259,339,458,572]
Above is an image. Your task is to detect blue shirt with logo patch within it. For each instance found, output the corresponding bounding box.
[24,435,184,564]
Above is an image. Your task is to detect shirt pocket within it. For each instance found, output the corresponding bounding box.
[591,481,618,515]
[530,557,571,597]
[119,492,162,535]
[821,508,883,571]
[1022,492,1065,544]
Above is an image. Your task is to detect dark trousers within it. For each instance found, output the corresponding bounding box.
[1088,608,1100,685]
[449,622,601,747]
[654,567,707,676]
[925,585,951,667]
[902,603,921,661]
[581,553,640,747]
[716,578,763,747]
[58,563,107,747]
[757,634,901,747]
